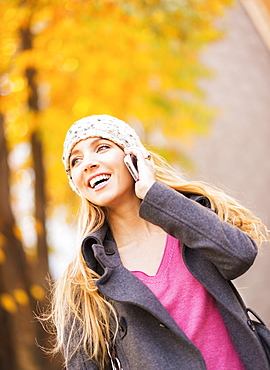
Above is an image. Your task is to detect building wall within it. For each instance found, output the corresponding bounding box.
[186,2,270,324]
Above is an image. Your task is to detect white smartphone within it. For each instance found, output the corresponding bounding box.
[124,154,139,181]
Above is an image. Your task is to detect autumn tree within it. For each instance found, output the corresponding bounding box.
[0,0,233,368]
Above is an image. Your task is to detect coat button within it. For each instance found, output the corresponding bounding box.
[105,247,115,255]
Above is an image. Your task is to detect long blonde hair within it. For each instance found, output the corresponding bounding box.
[45,150,269,368]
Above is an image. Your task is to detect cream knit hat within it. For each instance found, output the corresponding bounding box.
[62,114,140,193]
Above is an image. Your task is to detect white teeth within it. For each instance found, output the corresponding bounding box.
[89,174,111,188]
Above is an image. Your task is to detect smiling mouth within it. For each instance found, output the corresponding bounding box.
[89,174,111,189]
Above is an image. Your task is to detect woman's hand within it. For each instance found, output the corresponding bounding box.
[124,144,156,199]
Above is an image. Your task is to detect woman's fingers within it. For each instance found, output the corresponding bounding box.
[124,147,156,199]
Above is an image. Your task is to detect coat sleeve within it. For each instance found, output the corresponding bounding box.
[139,181,258,280]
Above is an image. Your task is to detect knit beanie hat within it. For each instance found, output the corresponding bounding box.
[62,114,140,193]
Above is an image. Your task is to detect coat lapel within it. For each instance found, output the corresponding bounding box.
[82,225,189,337]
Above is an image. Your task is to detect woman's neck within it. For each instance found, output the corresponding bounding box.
[107,199,167,275]
[107,198,163,248]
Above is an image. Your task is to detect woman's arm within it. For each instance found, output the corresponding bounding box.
[139,181,258,280]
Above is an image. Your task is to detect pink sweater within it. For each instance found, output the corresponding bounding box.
[132,235,244,369]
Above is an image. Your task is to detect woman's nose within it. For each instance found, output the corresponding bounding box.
[83,160,99,172]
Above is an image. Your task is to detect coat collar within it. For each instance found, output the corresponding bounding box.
[81,222,109,271]
[81,221,188,337]
[81,222,124,275]
[81,192,211,271]
[81,192,212,282]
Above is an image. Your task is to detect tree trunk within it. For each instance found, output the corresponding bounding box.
[20,23,62,370]
[0,22,62,370]
[21,20,50,283]
[0,114,18,369]
[0,114,43,370]
[0,113,63,370]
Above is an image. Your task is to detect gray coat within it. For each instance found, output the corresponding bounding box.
[67,182,269,369]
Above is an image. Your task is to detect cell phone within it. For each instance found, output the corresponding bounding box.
[124,154,139,181]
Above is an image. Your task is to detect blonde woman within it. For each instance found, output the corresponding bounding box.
[48,115,269,369]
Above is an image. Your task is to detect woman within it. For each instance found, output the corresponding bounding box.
[48,114,269,369]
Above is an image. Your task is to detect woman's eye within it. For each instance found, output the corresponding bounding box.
[71,157,81,167]
[97,144,110,152]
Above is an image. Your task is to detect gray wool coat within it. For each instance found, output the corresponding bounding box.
[66,182,269,369]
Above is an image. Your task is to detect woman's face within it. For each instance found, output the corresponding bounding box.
[69,137,136,209]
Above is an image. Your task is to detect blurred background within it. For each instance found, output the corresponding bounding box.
[1,0,269,369]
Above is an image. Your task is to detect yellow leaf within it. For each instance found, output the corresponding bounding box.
[62,58,79,72]
[72,96,93,117]
[11,77,27,93]
[13,289,29,306]
[30,284,45,301]
[0,293,17,314]
[35,220,44,236]
[13,225,22,240]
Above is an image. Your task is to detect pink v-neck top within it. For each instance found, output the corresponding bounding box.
[132,234,244,369]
